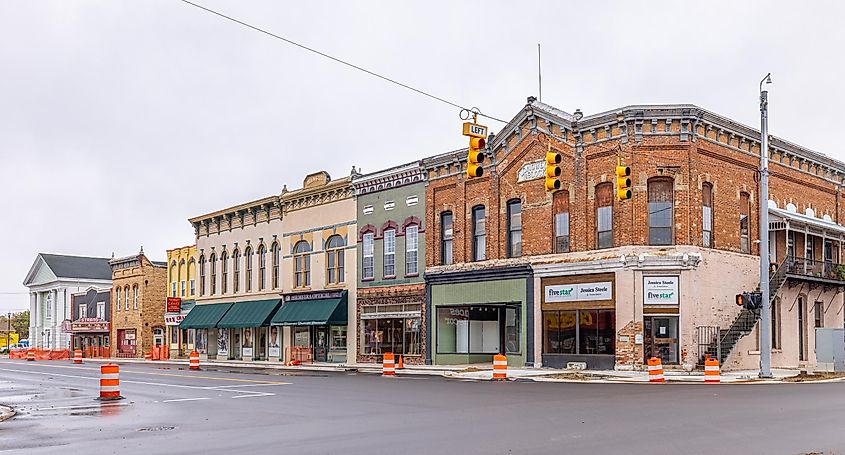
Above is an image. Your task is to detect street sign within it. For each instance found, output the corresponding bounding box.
[462,122,488,138]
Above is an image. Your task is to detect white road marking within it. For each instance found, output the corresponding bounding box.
[231,393,275,399]
[206,384,280,389]
[32,402,131,411]
[161,397,210,403]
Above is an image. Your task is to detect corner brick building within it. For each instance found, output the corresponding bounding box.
[110,249,167,358]
[423,98,845,371]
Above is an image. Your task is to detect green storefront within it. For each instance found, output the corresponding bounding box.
[271,290,349,363]
[426,265,533,367]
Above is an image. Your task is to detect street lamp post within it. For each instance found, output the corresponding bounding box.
[759,73,773,378]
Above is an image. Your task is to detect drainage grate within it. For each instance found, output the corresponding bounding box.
[137,426,176,432]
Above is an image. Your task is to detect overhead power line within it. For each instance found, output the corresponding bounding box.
[178,0,509,124]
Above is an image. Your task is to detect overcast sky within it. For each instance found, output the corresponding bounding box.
[1,0,843,312]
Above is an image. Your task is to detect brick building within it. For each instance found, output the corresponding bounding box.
[423,98,845,370]
[109,249,167,358]
[353,162,427,365]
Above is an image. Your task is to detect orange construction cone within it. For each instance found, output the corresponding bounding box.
[397,355,404,369]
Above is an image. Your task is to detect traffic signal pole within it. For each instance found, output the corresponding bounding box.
[759,73,773,379]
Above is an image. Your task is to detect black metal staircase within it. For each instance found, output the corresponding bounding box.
[698,258,788,366]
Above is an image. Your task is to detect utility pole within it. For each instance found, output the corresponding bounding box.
[759,73,773,378]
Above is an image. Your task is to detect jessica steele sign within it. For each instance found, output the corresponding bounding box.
[545,282,612,303]
[643,276,679,305]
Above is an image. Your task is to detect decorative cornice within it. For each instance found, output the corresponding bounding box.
[353,161,427,196]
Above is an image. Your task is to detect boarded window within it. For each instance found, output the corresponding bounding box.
[596,183,613,249]
[648,178,673,245]
[702,183,713,248]
[740,192,750,253]
[553,190,570,253]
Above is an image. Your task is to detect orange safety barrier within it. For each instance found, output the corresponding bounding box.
[285,346,313,364]
[73,349,83,364]
[647,357,665,383]
[397,355,404,369]
[189,351,200,370]
[493,354,508,380]
[26,349,35,361]
[99,364,122,401]
[83,346,109,358]
[144,351,152,361]
[11,348,70,360]
[704,357,721,383]
[382,352,396,376]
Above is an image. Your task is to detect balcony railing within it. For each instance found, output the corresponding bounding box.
[784,255,845,282]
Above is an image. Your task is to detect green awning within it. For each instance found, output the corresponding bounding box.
[271,293,348,326]
[217,299,283,328]
[179,303,233,329]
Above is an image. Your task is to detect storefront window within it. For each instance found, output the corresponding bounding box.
[361,317,421,355]
[436,305,518,354]
[331,326,347,350]
[293,327,310,347]
[543,310,614,355]
[194,329,208,354]
[170,327,178,345]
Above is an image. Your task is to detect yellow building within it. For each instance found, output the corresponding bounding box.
[165,244,198,358]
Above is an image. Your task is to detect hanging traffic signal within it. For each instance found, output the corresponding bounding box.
[616,165,632,200]
[463,121,488,179]
[467,136,485,178]
[545,148,561,191]
[736,292,763,310]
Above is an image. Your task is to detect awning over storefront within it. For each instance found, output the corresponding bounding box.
[179,303,233,329]
[216,299,283,328]
[271,292,348,326]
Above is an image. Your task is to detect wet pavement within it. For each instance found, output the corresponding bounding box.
[1,358,844,454]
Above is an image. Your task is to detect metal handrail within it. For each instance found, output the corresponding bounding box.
[783,255,845,281]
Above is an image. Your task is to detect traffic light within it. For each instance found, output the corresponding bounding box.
[616,165,632,200]
[545,149,561,191]
[467,136,485,178]
[735,292,763,310]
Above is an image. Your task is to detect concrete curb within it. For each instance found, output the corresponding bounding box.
[0,404,16,422]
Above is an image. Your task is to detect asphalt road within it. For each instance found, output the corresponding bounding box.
[0,359,843,455]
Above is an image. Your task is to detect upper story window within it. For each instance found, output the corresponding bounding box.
[702,183,713,248]
[553,190,570,253]
[133,286,138,310]
[179,259,186,297]
[209,253,217,295]
[472,205,486,261]
[171,281,177,298]
[221,251,229,294]
[440,211,453,265]
[187,258,196,296]
[258,245,266,291]
[124,286,130,310]
[293,240,312,289]
[362,233,375,280]
[648,178,674,246]
[96,301,105,319]
[79,303,87,319]
[115,287,121,312]
[245,247,253,292]
[596,183,613,249]
[740,192,750,254]
[198,255,206,296]
[405,225,419,275]
[507,200,522,257]
[383,229,396,277]
[170,260,177,297]
[232,249,241,293]
[271,242,280,289]
[326,235,345,285]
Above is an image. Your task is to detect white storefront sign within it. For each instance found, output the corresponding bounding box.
[517,161,545,182]
[643,276,679,305]
[164,314,185,326]
[545,282,612,302]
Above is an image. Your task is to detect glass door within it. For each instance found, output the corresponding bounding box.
[313,326,328,362]
[644,316,679,365]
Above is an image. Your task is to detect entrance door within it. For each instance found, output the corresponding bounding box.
[313,326,328,362]
[798,296,807,362]
[232,329,242,360]
[644,316,679,365]
[257,327,267,360]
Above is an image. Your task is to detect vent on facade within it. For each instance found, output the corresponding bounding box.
[363,205,373,215]
[406,196,418,206]
[384,201,395,211]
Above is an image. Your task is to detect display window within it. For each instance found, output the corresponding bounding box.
[543,309,615,355]
[436,305,520,355]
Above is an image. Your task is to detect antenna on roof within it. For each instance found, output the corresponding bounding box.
[537,43,542,103]
[139,246,144,255]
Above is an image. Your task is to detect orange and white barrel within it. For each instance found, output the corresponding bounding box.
[647,357,665,383]
[26,349,35,361]
[73,349,83,364]
[99,364,122,400]
[144,351,152,361]
[189,351,200,370]
[704,357,721,384]
[493,354,508,380]
[382,352,395,376]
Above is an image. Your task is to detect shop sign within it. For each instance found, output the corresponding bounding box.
[643,276,679,305]
[165,313,186,326]
[71,318,110,333]
[125,330,136,340]
[166,297,182,313]
[517,160,545,182]
[545,282,612,303]
[285,290,344,302]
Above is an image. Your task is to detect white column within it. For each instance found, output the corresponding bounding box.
[51,289,59,349]
[34,292,42,347]
[29,292,36,347]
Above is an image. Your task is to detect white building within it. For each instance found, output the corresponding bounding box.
[23,253,112,349]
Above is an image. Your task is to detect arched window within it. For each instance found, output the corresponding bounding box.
[271,242,280,289]
[405,224,419,275]
[124,285,130,311]
[179,259,186,297]
[702,183,713,248]
[258,245,267,291]
[648,178,674,246]
[740,192,751,253]
[133,285,139,310]
[221,251,229,294]
[187,258,196,296]
[170,260,177,297]
[440,211,453,265]
[209,253,217,295]
[507,199,522,258]
[553,190,570,253]
[326,235,345,285]
[362,232,375,280]
[232,249,241,293]
[294,241,312,288]
[115,287,121,312]
[472,206,486,261]
[245,247,253,292]
[596,183,613,249]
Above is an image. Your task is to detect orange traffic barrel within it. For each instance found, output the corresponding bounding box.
[99,363,122,400]
[382,352,395,376]
[647,357,665,383]
[704,357,721,383]
[493,354,508,380]
[26,349,36,361]
[144,351,152,361]
[73,349,83,364]
[189,351,200,370]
